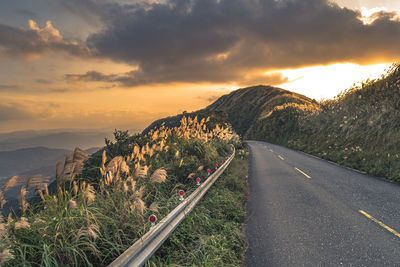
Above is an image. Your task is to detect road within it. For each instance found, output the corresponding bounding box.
[245,141,400,266]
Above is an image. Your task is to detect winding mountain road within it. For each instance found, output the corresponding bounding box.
[245,141,400,266]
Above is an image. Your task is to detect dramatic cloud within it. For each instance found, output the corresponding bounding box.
[59,0,400,86]
[0,20,89,58]
[65,69,289,87]
[4,0,400,86]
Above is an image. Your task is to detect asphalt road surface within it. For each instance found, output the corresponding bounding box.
[245,141,400,267]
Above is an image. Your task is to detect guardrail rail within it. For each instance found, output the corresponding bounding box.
[109,146,236,267]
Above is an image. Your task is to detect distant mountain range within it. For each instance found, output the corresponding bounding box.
[0,130,113,152]
[0,147,69,179]
[0,146,100,215]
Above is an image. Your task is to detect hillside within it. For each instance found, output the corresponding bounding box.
[0,147,102,215]
[1,117,242,266]
[0,147,69,178]
[145,64,400,182]
[206,85,319,136]
[247,64,400,181]
[144,85,318,137]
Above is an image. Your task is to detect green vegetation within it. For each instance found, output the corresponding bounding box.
[206,85,319,136]
[143,85,317,137]
[247,63,400,181]
[3,61,398,266]
[148,63,400,183]
[143,110,230,136]
[0,116,240,266]
[146,147,249,266]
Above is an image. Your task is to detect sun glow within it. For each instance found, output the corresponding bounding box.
[275,63,392,100]
[357,7,400,24]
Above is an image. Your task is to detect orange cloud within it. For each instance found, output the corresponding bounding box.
[0,20,89,59]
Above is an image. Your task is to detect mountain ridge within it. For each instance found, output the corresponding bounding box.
[144,85,317,137]
[144,63,400,182]
[0,131,111,152]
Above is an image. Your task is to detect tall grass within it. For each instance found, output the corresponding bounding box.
[247,63,400,181]
[146,146,249,266]
[0,116,240,266]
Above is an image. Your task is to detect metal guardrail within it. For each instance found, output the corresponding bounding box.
[109,146,236,267]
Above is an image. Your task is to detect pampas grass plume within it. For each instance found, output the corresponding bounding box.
[4,175,25,191]
[134,198,146,214]
[134,165,148,178]
[0,249,13,264]
[14,217,30,230]
[84,184,96,204]
[18,188,29,212]
[73,181,79,196]
[120,160,130,175]
[67,199,77,210]
[150,168,167,184]
[149,202,159,212]
[0,191,6,209]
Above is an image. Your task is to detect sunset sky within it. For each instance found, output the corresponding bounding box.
[1,0,400,133]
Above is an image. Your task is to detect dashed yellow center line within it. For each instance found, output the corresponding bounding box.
[295,167,311,179]
[359,210,400,238]
[278,155,284,160]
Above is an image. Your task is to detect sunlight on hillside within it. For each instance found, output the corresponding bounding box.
[276,63,391,100]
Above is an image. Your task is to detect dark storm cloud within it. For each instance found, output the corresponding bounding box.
[60,0,400,86]
[65,68,289,87]
[5,0,400,86]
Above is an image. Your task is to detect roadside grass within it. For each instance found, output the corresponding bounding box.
[146,148,249,266]
[0,116,241,266]
[246,63,400,182]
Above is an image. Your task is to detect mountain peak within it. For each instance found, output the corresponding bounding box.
[205,85,316,136]
[143,85,316,137]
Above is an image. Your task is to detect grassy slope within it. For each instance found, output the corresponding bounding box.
[1,119,239,266]
[146,148,249,266]
[206,85,318,136]
[142,111,230,136]
[143,85,318,138]
[246,64,400,181]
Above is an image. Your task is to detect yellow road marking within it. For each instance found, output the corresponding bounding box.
[278,155,284,160]
[359,210,400,238]
[295,167,311,179]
